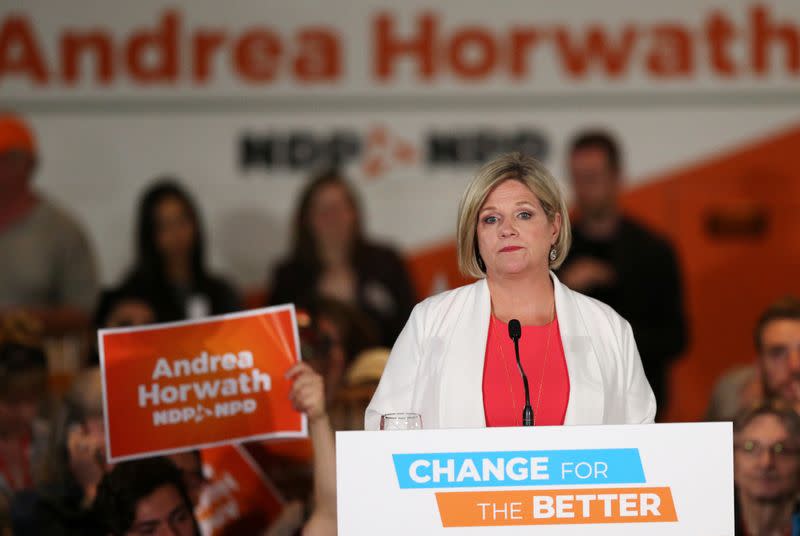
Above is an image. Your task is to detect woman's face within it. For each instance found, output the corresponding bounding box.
[476,179,560,279]
[308,183,357,249]
[155,196,196,262]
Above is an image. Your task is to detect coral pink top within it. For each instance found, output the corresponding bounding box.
[482,314,570,427]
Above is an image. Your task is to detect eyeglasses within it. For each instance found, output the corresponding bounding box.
[735,440,800,459]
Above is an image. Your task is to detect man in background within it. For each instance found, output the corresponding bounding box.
[707,296,800,421]
[755,297,800,408]
[558,130,687,419]
[0,112,98,334]
[732,402,800,534]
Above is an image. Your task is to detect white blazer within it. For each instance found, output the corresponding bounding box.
[365,273,656,430]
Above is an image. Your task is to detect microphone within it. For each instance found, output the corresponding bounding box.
[508,319,534,426]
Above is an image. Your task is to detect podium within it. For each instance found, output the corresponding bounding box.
[336,423,733,535]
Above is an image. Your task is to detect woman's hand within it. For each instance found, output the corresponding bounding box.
[559,258,616,291]
[67,423,107,504]
[287,362,328,424]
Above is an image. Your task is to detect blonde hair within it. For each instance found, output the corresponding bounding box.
[456,152,572,278]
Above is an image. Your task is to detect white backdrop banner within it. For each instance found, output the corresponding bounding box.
[2,1,799,287]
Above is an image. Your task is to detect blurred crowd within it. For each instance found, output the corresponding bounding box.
[1,110,799,534]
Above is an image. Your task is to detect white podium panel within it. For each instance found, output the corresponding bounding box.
[337,423,733,535]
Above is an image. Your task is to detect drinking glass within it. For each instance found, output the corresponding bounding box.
[380,413,423,430]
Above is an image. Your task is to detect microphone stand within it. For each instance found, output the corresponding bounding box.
[508,319,534,426]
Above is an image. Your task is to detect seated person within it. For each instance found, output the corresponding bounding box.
[0,313,51,498]
[298,297,381,404]
[733,401,800,534]
[93,457,199,536]
[0,314,54,534]
[707,296,800,421]
[0,113,99,334]
[119,179,240,322]
[19,367,107,536]
[93,288,156,330]
[87,288,156,365]
[268,170,415,348]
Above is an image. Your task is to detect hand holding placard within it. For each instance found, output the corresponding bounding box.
[67,423,107,505]
[287,362,326,424]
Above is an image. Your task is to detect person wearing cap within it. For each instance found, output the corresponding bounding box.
[0,112,99,333]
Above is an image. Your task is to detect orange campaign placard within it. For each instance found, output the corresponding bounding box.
[197,444,285,536]
[98,305,306,462]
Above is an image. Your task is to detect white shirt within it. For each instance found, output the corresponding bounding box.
[365,273,656,430]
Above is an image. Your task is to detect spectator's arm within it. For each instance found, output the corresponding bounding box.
[287,363,337,531]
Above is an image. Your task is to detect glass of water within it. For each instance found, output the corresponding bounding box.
[380,413,423,430]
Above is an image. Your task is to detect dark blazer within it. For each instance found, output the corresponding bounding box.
[119,272,241,323]
[558,216,688,412]
[268,242,416,347]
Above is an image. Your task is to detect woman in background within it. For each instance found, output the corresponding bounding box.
[121,179,240,322]
[268,170,415,347]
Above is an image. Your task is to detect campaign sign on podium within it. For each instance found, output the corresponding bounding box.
[337,423,733,535]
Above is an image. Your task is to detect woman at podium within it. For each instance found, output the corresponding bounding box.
[365,153,655,429]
